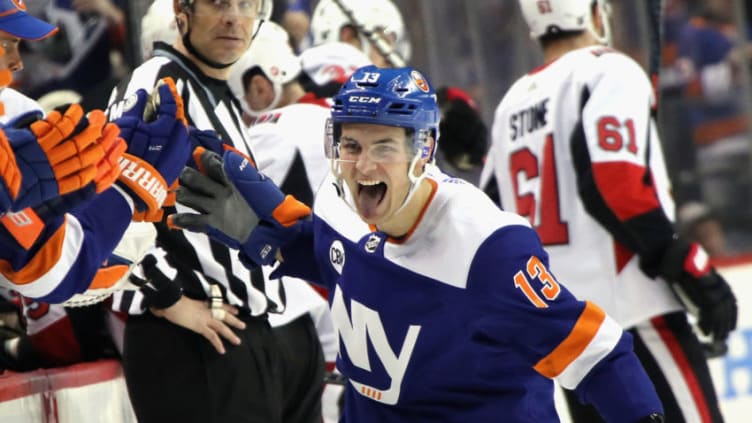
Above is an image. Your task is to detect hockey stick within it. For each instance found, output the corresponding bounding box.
[645,0,664,117]
[329,0,407,67]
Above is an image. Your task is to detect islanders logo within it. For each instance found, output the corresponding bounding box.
[12,0,27,11]
[411,70,430,93]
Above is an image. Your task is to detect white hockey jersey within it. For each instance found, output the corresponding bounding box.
[247,96,338,363]
[480,46,682,328]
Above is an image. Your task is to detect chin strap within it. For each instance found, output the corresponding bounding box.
[182,30,238,70]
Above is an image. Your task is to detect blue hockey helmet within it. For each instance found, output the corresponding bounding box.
[327,65,440,162]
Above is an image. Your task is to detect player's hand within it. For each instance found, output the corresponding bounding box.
[110,77,191,222]
[151,296,245,355]
[170,149,310,267]
[0,105,125,213]
[170,147,260,248]
[33,118,124,220]
[660,240,737,343]
[222,150,310,265]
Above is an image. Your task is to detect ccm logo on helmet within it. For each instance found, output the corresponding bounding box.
[349,96,382,104]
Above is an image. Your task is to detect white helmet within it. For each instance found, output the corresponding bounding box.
[228,21,302,116]
[518,0,612,45]
[310,0,410,63]
[141,0,179,60]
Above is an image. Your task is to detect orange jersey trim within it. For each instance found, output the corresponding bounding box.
[0,221,66,284]
[1,208,45,250]
[89,264,130,290]
[271,195,311,227]
[368,178,438,245]
[534,301,606,378]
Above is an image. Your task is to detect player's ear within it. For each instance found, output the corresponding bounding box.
[415,134,435,175]
[424,134,436,163]
[175,14,187,34]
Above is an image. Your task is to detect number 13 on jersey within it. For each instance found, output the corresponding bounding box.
[514,256,561,308]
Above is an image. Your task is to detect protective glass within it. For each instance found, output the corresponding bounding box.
[336,138,413,164]
[193,0,262,18]
[325,119,428,165]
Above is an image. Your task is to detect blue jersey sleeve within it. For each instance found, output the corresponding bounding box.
[272,218,326,285]
[0,188,134,303]
[467,224,662,422]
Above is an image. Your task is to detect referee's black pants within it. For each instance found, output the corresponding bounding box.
[273,313,326,423]
[123,312,283,423]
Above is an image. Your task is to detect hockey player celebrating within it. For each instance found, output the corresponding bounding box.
[171,65,665,423]
[480,1,736,422]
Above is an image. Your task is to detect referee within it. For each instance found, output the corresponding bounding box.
[107,1,283,422]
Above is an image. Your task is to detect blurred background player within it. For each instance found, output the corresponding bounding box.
[19,0,128,110]
[434,86,488,185]
[677,201,728,259]
[673,0,752,237]
[301,0,404,97]
[481,1,736,421]
[139,0,179,61]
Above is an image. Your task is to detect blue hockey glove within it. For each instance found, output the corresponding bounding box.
[170,149,310,266]
[110,77,191,221]
[222,150,311,265]
[170,148,260,250]
[221,150,311,229]
[185,128,254,172]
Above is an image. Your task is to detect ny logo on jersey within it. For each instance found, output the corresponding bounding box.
[330,286,421,405]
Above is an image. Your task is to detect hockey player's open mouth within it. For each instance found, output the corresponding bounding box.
[358,180,387,216]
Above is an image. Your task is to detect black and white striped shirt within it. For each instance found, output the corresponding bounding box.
[109,42,283,317]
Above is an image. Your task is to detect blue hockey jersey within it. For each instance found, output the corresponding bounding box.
[276,168,662,422]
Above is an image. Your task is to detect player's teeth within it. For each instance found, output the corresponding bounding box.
[359,180,381,186]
